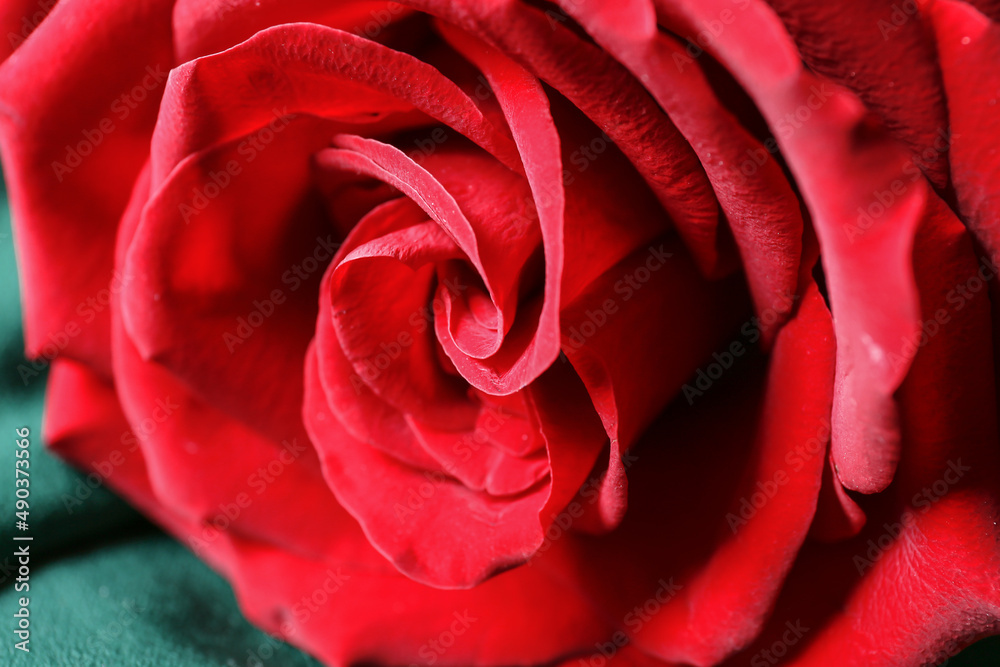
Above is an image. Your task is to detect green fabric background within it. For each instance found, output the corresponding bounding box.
[0,172,997,667]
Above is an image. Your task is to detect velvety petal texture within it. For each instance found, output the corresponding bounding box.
[3,0,1000,665]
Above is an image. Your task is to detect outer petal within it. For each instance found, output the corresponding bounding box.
[764,0,950,189]
[774,194,1000,666]
[150,22,520,186]
[628,285,835,665]
[503,284,836,667]
[113,164,352,562]
[930,0,1000,266]
[122,118,338,447]
[655,0,925,494]
[960,0,1000,21]
[0,0,174,375]
[171,0,409,61]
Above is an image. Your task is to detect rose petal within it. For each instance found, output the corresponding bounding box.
[318,135,559,393]
[0,0,57,62]
[172,0,410,61]
[0,0,174,375]
[655,0,926,494]
[625,284,834,664]
[402,0,735,277]
[113,166,356,563]
[558,236,751,531]
[44,357,615,667]
[314,197,464,471]
[330,217,473,425]
[121,120,341,446]
[151,22,520,188]
[305,342,608,588]
[960,0,1000,22]
[929,0,1000,267]
[124,22,526,442]
[772,192,1000,667]
[554,0,804,341]
[764,0,950,189]
[808,453,868,543]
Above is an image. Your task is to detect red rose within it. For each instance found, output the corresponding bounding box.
[3,0,1000,664]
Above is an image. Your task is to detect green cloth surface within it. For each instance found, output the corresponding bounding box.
[0,173,998,667]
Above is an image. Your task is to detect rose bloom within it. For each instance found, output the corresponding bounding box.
[3,0,1000,664]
